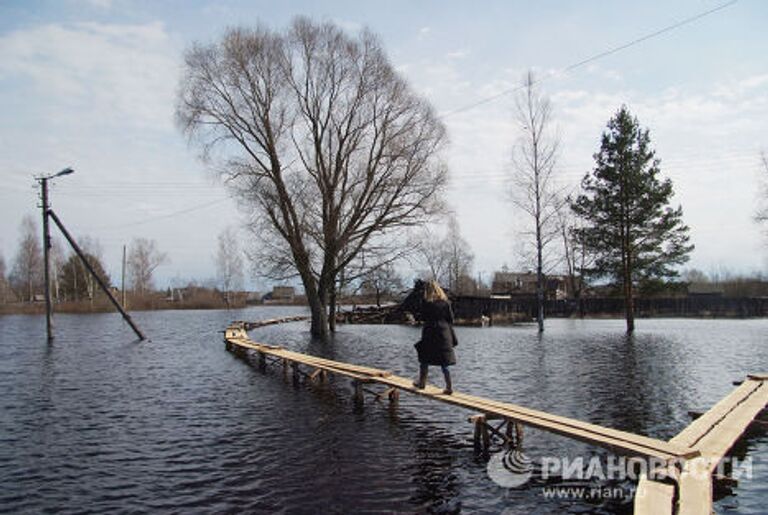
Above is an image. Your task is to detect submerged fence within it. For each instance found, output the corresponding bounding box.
[453,295,768,322]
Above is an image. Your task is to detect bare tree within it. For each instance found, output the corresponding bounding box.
[509,71,563,332]
[414,218,474,294]
[215,227,245,307]
[756,152,768,225]
[681,268,709,285]
[127,238,168,295]
[177,19,447,338]
[74,236,105,306]
[444,217,474,294]
[10,215,43,302]
[359,263,403,307]
[557,204,594,314]
[49,238,66,303]
[0,252,8,304]
[415,227,449,283]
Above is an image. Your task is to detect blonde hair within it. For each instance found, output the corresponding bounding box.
[424,280,448,302]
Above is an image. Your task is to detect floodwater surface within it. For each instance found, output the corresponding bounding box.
[0,308,766,513]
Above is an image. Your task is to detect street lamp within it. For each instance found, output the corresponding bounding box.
[53,167,74,178]
[38,167,74,341]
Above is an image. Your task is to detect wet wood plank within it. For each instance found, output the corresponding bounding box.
[634,474,674,515]
[672,378,768,472]
[225,324,693,461]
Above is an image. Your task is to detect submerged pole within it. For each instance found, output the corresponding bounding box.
[40,177,53,341]
[47,209,146,341]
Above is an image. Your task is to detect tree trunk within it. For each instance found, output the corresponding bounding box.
[309,294,329,339]
[536,269,544,333]
[536,224,545,333]
[624,259,635,334]
[328,284,337,333]
[625,286,635,333]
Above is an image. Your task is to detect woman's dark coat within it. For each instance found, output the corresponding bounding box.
[415,299,457,366]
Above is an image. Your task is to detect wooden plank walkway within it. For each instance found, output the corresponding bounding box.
[224,322,693,461]
[224,319,768,515]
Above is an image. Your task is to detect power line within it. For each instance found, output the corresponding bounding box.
[439,0,739,119]
[81,197,230,231]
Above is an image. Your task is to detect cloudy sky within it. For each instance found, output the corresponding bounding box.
[1,0,766,290]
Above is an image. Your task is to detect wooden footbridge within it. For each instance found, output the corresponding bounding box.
[224,318,767,514]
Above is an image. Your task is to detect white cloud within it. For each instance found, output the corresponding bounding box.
[0,21,243,286]
[445,49,469,59]
[0,21,179,130]
[399,52,768,274]
[81,0,113,8]
[333,18,363,34]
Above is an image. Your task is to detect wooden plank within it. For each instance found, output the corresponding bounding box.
[690,380,768,473]
[449,390,696,459]
[634,474,674,515]
[676,458,712,515]
[229,338,373,381]
[376,374,688,461]
[243,316,310,330]
[671,380,761,449]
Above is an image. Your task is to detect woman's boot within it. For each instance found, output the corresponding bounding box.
[442,368,453,395]
[413,364,428,389]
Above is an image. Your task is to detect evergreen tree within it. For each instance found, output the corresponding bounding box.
[571,106,693,333]
[59,252,111,301]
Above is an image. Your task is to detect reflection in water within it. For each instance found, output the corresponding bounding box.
[0,310,765,513]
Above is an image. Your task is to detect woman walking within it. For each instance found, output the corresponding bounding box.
[413,280,457,394]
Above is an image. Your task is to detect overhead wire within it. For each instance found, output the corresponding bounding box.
[78,197,230,231]
[438,0,739,119]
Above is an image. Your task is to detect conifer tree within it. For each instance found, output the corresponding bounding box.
[571,106,693,333]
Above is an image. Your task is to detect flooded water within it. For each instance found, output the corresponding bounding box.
[0,308,766,514]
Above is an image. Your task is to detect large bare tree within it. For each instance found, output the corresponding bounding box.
[177,19,447,337]
[509,71,562,333]
[127,238,168,295]
[10,215,43,302]
[215,227,245,307]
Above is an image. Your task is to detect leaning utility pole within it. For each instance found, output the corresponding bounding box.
[121,244,127,308]
[48,210,145,340]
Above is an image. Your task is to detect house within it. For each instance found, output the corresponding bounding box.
[265,286,295,303]
[491,271,569,300]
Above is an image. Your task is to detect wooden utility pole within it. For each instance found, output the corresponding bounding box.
[40,177,53,341]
